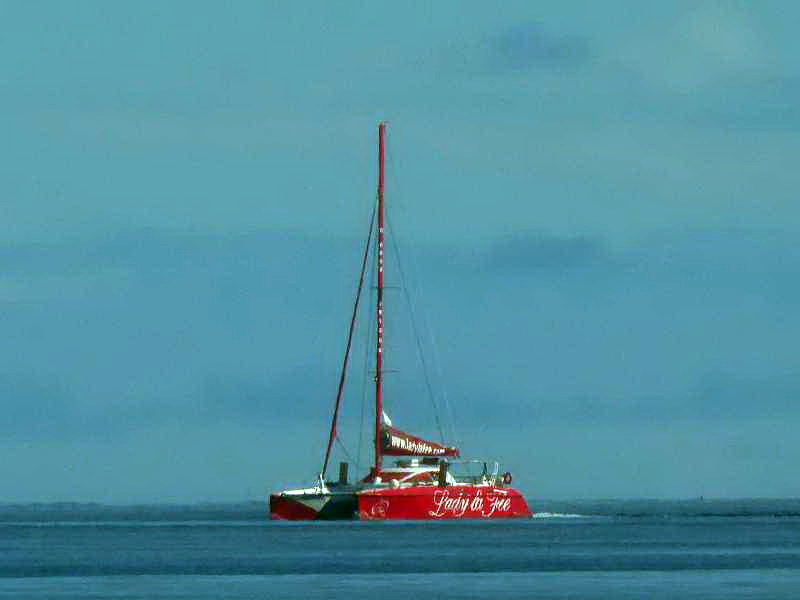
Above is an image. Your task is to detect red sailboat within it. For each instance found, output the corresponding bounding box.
[269,124,531,520]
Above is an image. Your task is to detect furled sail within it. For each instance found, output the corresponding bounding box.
[381,425,459,457]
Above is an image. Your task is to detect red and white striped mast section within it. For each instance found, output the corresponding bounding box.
[374,123,386,478]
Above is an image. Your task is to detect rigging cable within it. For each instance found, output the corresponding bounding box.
[386,216,447,444]
[320,201,376,479]
[356,206,377,474]
[385,135,461,451]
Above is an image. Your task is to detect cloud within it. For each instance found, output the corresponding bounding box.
[0,374,78,436]
[0,366,340,440]
[607,5,772,91]
[490,23,591,70]
[0,227,357,284]
[197,369,335,423]
[690,75,800,132]
[438,22,591,79]
[486,233,608,272]
[477,228,800,306]
[451,371,800,427]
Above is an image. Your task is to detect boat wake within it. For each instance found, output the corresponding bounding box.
[532,512,585,519]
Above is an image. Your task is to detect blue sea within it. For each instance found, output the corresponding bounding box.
[2,499,799,599]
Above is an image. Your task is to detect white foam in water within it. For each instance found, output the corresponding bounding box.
[532,512,585,518]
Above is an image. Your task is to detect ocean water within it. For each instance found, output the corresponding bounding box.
[2,499,800,599]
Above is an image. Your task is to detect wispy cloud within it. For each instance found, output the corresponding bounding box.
[607,5,772,91]
[487,233,607,271]
[453,371,800,426]
[490,23,591,70]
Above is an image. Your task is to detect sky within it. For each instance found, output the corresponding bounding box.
[1,1,799,502]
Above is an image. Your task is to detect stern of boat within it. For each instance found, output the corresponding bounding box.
[269,490,359,521]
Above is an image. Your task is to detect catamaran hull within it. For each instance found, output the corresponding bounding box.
[270,487,531,521]
[269,492,358,521]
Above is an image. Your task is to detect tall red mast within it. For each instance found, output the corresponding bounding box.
[374,122,386,476]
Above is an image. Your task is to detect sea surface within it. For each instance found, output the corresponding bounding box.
[2,499,800,599]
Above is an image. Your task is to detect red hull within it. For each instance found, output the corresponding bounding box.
[270,487,531,521]
[358,486,531,520]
